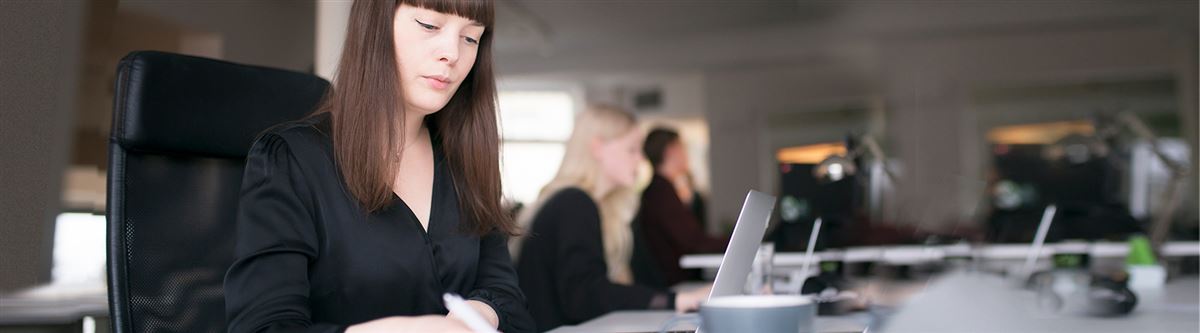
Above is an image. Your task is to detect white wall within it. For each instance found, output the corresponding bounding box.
[0,0,85,292]
[1172,26,1199,230]
[119,0,315,73]
[0,0,318,292]
[704,63,876,229]
[315,0,350,80]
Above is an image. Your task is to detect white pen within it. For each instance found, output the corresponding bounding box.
[443,293,500,333]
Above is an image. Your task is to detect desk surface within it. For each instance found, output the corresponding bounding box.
[0,283,108,325]
[681,241,1200,269]
[880,272,1200,333]
[546,310,867,333]
[548,272,1198,333]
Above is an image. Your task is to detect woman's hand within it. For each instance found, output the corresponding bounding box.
[672,174,695,205]
[674,284,713,313]
[346,315,473,333]
[446,299,499,329]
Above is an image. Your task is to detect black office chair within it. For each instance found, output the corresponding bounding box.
[106,51,329,332]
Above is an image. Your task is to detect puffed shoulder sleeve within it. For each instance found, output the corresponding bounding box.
[224,133,344,333]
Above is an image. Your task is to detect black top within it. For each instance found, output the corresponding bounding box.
[223,114,534,333]
[638,174,727,286]
[515,188,673,332]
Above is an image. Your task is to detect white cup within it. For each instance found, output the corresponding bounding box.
[659,295,815,333]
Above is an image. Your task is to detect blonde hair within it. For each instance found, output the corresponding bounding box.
[513,104,640,284]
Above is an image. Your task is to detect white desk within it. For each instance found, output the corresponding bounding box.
[880,272,1200,333]
[0,283,108,326]
[680,241,1200,269]
[546,310,867,333]
[543,272,1198,333]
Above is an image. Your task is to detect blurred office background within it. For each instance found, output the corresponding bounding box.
[1,0,1196,329]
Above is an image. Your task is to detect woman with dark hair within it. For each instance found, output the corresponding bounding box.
[223,1,532,332]
[638,127,728,286]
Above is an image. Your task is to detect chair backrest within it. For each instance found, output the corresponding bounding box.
[106,51,329,333]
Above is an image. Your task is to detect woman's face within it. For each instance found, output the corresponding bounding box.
[665,140,691,175]
[393,4,485,116]
[594,128,645,188]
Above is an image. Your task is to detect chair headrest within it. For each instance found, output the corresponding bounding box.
[111,51,330,158]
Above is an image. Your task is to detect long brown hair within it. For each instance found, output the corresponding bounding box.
[315,0,514,236]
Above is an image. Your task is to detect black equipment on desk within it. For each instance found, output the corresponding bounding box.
[1086,274,1138,316]
[772,163,855,252]
[986,143,1142,243]
[799,262,857,315]
[1027,268,1138,317]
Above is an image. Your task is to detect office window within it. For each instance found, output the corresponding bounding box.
[498,91,575,206]
[52,212,107,286]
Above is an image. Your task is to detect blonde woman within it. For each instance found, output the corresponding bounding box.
[513,105,710,332]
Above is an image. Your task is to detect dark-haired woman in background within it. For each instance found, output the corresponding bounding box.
[638,127,728,287]
[223,1,532,332]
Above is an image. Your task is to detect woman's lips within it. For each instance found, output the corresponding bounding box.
[422,75,450,90]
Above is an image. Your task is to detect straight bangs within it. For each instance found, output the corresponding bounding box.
[401,0,494,28]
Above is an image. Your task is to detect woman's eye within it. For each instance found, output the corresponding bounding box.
[464,36,479,45]
[415,19,438,31]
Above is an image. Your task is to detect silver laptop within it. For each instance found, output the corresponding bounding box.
[707,190,776,299]
[548,190,778,333]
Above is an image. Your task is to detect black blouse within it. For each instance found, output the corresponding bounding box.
[515,188,674,332]
[224,114,534,333]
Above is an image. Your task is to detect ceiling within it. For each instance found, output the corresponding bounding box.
[492,0,1197,75]
[494,0,822,53]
